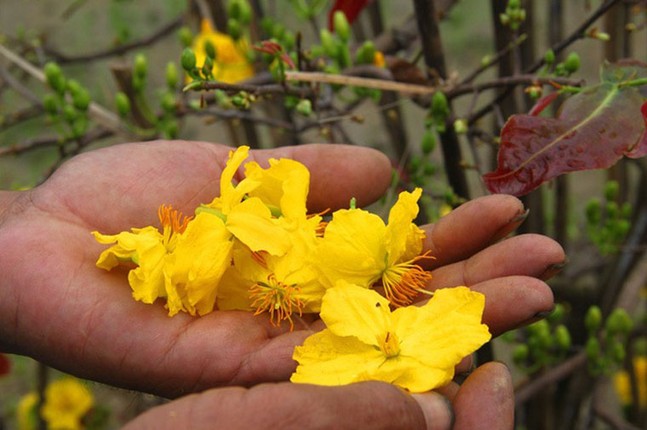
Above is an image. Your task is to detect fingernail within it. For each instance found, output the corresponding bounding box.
[540,260,568,279]
[411,392,454,430]
[509,208,530,226]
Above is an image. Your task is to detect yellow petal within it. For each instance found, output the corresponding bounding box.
[376,356,453,392]
[320,282,391,346]
[291,329,386,386]
[394,287,491,369]
[226,197,290,255]
[385,188,424,264]
[314,208,386,288]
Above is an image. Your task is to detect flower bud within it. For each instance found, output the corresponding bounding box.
[585,337,601,360]
[63,104,78,122]
[161,92,177,113]
[431,91,449,118]
[606,308,633,335]
[333,10,350,41]
[563,52,580,74]
[295,98,312,116]
[585,305,602,333]
[204,40,217,60]
[586,198,601,225]
[453,118,468,134]
[354,41,376,65]
[547,303,566,323]
[166,62,179,89]
[181,48,197,72]
[604,180,619,201]
[42,94,59,115]
[178,26,193,47]
[421,129,436,154]
[134,54,148,80]
[544,49,555,65]
[320,29,337,57]
[228,0,252,25]
[115,92,131,117]
[44,62,66,94]
[71,87,91,111]
[227,18,243,41]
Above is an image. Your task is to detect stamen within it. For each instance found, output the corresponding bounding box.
[249,274,304,330]
[158,204,192,233]
[381,251,434,307]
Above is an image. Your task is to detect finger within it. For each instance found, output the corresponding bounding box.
[124,382,453,430]
[422,194,528,269]
[452,362,514,430]
[470,276,555,336]
[248,143,392,211]
[427,234,566,290]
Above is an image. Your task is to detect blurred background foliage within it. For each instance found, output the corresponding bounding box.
[0,0,646,429]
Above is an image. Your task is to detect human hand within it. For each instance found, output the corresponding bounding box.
[0,140,564,399]
[124,362,513,430]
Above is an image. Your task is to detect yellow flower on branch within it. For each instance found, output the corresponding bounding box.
[614,355,647,408]
[314,188,432,306]
[192,19,254,83]
[18,377,94,430]
[291,283,491,392]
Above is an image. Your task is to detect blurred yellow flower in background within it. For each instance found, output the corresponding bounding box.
[614,355,647,408]
[192,19,254,83]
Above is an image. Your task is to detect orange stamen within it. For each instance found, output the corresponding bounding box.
[381,251,434,307]
[249,274,304,330]
[158,204,192,234]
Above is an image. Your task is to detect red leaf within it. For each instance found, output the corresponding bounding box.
[0,353,10,377]
[484,80,647,196]
[328,0,370,30]
[625,101,647,158]
[528,92,559,116]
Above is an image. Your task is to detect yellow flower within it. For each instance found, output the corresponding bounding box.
[94,206,232,316]
[291,283,491,392]
[314,188,432,307]
[217,155,327,326]
[18,378,94,430]
[41,378,94,430]
[17,392,38,430]
[614,355,647,408]
[192,19,254,83]
[93,205,192,305]
[218,246,325,328]
[201,146,292,256]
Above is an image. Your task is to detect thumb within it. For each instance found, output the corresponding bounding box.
[123,381,453,430]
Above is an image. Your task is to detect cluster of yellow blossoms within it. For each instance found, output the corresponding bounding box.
[93,145,491,392]
[18,377,94,430]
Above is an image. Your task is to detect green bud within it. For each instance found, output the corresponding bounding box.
[66,79,82,95]
[202,56,214,78]
[320,29,337,57]
[609,339,626,364]
[115,92,131,117]
[586,198,601,225]
[544,49,555,65]
[42,93,59,115]
[620,202,632,219]
[453,118,468,134]
[422,161,436,176]
[227,18,242,40]
[586,337,601,360]
[547,303,566,323]
[204,40,217,60]
[354,41,376,65]
[228,0,252,25]
[512,344,529,365]
[295,98,312,116]
[161,92,177,113]
[508,0,521,9]
[178,26,193,48]
[333,10,350,41]
[431,91,449,118]
[62,104,78,122]
[71,87,91,111]
[133,54,148,79]
[563,52,580,74]
[72,116,88,138]
[585,305,602,333]
[554,324,571,351]
[606,308,633,335]
[165,62,179,89]
[421,129,436,154]
[44,62,66,94]
[181,48,197,72]
[606,201,619,219]
[604,180,620,201]
[409,154,422,173]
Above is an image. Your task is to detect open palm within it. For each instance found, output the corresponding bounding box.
[0,140,564,399]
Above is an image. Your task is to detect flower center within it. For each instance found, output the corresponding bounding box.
[158,204,192,250]
[379,331,401,358]
[249,273,304,330]
[381,251,433,307]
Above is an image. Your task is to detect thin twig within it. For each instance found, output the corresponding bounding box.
[285,70,438,95]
